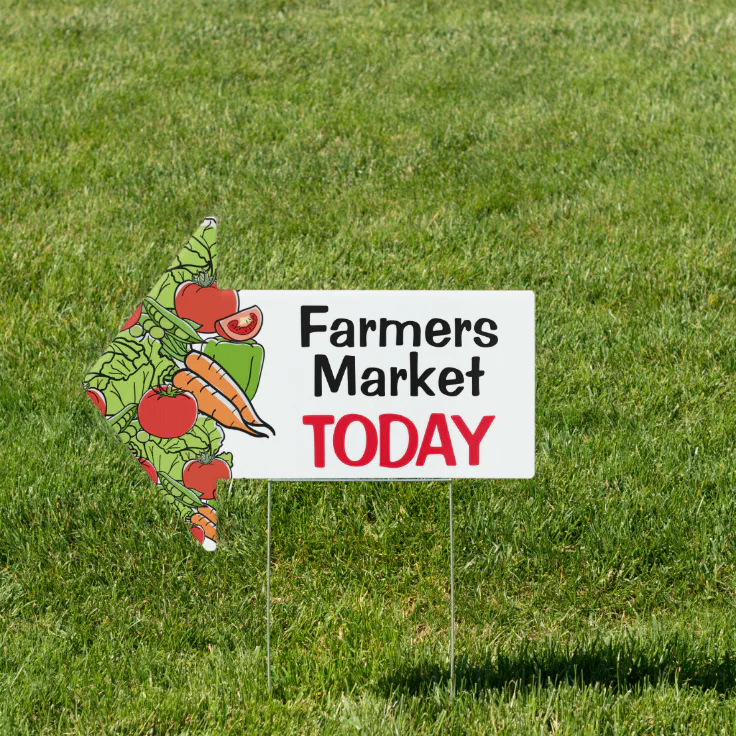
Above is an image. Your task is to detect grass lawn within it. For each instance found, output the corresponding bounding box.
[1,0,736,732]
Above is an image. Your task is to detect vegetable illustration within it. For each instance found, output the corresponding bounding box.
[203,339,263,400]
[85,387,106,414]
[190,505,217,545]
[160,471,218,547]
[83,217,274,550]
[215,306,263,341]
[138,386,198,439]
[138,457,158,484]
[183,455,231,500]
[175,271,238,333]
[184,352,273,434]
[171,369,266,436]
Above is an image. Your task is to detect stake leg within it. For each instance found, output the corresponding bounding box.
[449,479,455,698]
[267,479,272,693]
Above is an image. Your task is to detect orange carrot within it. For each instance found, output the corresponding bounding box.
[196,504,217,525]
[172,369,267,437]
[190,508,216,542]
[185,352,274,434]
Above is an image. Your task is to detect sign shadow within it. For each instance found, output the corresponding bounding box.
[377,636,736,697]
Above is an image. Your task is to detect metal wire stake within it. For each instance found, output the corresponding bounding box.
[267,479,272,693]
[449,479,455,698]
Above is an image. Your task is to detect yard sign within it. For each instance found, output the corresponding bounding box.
[84,219,535,550]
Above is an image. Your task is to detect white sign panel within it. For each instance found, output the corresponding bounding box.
[223,291,535,479]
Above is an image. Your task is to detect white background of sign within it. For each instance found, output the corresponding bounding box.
[219,291,534,479]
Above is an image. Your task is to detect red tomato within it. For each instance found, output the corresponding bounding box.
[138,386,198,439]
[183,457,231,500]
[215,306,263,341]
[175,279,238,334]
[122,304,142,331]
[85,388,106,415]
[138,457,158,484]
[189,525,205,545]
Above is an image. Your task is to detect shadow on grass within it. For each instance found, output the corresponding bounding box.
[379,635,736,697]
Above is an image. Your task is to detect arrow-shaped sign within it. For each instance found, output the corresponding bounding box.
[85,218,535,551]
[84,218,271,550]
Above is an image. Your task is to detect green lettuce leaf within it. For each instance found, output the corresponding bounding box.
[217,452,234,467]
